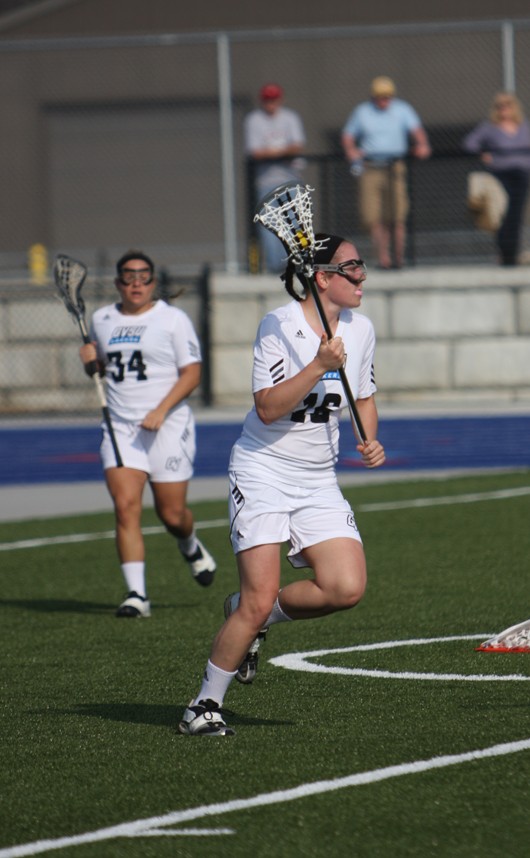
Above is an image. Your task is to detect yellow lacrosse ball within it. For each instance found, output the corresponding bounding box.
[295,230,309,248]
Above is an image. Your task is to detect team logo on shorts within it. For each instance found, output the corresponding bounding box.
[165,456,182,471]
[347,512,358,532]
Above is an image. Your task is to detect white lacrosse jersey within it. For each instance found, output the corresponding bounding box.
[231,300,377,486]
[90,300,201,423]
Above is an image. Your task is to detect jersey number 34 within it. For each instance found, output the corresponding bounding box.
[106,350,148,382]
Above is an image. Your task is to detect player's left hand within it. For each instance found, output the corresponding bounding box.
[357,439,386,469]
[141,408,166,431]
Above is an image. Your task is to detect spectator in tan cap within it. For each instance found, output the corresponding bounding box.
[244,83,306,272]
[342,76,430,269]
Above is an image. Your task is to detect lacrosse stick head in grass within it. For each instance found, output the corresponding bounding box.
[476,618,530,653]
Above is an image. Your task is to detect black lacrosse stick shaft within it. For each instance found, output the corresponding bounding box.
[302,270,367,444]
[76,314,123,466]
[279,190,367,444]
[102,404,124,468]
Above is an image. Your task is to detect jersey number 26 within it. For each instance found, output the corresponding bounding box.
[290,392,341,423]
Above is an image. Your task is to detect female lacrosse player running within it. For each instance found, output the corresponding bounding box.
[179,234,385,736]
[79,250,216,618]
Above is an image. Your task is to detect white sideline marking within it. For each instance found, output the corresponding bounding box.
[269,636,530,682]
[0,520,229,553]
[1,484,529,553]
[1,737,530,856]
[131,827,234,837]
[356,485,530,512]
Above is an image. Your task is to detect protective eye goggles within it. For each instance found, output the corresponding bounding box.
[313,259,367,278]
[118,267,154,285]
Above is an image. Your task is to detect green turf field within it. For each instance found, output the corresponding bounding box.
[1,471,530,857]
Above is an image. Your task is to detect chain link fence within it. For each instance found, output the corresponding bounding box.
[0,269,211,419]
[1,18,530,417]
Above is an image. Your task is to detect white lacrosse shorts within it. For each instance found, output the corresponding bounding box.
[228,469,362,567]
[100,410,195,482]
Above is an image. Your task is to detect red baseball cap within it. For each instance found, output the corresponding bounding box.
[260,83,283,101]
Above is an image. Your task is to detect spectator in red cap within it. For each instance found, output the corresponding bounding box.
[259,83,283,101]
[245,83,306,272]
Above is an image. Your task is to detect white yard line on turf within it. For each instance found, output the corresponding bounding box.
[356,485,530,511]
[1,485,530,553]
[270,636,530,682]
[1,737,529,856]
[0,519,229,552]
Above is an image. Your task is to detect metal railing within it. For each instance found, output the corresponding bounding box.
[1,18,530,273]
[245,149,515,270]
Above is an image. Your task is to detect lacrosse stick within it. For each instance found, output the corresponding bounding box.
[53,254,123,468]
[254,183,367,443]
[475,618,530,653]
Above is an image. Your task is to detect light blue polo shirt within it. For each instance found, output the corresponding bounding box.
[342,98,421,160]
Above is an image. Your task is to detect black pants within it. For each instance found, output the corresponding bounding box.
[494,169,529,265]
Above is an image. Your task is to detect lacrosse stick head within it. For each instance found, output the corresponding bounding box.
[254,183,327,271]
[53,254,88,321]
[476,618,530,653]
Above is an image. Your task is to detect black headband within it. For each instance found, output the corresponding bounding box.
[280,233,347,301]
[313,233,346,266]
[116,250,155,275]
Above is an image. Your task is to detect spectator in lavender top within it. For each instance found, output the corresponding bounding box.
[463,92,530,266]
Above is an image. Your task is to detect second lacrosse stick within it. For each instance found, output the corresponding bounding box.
[53,254,123,468]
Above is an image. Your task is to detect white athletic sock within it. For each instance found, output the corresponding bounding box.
[265,595,292,626]
[230,591,292,628]
[178,529,199,557]
[121,562,146,597]
[193,659,237,707]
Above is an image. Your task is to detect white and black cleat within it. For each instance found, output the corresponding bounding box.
[182,538,217,587]
[115,591,151,618]
[178,699,235,736]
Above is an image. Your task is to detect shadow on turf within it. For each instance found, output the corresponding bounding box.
[2,598,191,614]
[38,702,293,729]
[3,598,116,613]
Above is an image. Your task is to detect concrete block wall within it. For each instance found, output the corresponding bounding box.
[1,266,530,415]
[211,266,530,407]
[0,286,107,413]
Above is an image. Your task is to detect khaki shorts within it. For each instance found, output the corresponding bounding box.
[359,160,409,228]
[100,409,195,482]
[228,469,362,568]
